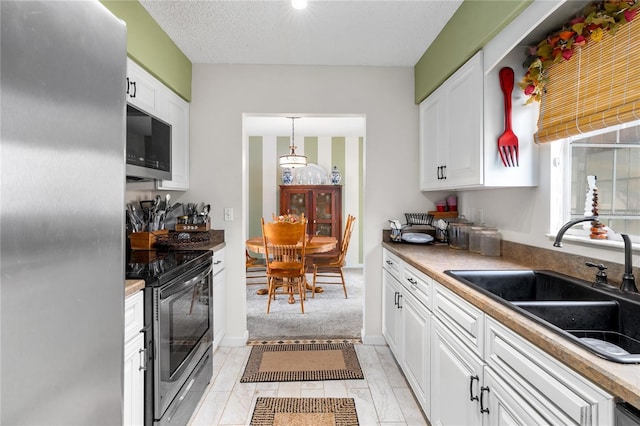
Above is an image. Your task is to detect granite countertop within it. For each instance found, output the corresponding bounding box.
[383,241,640,409]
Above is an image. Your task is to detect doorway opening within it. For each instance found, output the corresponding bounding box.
[243,113,365,341]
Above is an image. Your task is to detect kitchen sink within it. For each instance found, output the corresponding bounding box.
[445,269,640,363]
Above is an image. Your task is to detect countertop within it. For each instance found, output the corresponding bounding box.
[383,241,640,409]
[125,279,145,298]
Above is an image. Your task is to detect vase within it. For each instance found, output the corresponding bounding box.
[282,168,293,185]
[331,166,342,185]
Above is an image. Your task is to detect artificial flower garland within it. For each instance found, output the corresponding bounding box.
[519,0,640,104]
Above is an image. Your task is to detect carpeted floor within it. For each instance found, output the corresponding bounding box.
[250,397,359,426]
[246,268,363,341]
[240,343,364,383]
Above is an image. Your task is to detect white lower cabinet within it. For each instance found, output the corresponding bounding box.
[401,290,431,414]
[382,268,402,357]
[483,367,549,426]
[212,248,226,349]
[382,252,432,417]
[124,291,145,426]
[430,318,483,426]
[485,316,614,425]
[381,248,614,426]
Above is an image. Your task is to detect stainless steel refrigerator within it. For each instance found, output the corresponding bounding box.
[1,1,127,424]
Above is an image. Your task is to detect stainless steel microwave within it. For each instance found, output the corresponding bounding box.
[126,104,171,181]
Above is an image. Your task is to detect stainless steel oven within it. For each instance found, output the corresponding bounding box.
[153,256,213,422]
[127,249,213,426]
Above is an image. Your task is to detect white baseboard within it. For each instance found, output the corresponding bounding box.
[361,331,387,346]
[221,330,249,347]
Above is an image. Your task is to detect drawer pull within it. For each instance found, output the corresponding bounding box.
[139,347,147,371]
[469,375,479,402]
[480,386,490,414]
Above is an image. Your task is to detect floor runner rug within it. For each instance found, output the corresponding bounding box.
[240,343,364,383]
[250,397,359,426]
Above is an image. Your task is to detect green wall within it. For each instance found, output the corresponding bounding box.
[414,0,531,104]
[101,0,192,101]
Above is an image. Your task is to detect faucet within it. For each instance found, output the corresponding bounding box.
[554,216,637,292]
[621,234,637,292]
[553,216,597,248]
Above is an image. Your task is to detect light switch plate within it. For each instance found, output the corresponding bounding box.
[224,207,233,221]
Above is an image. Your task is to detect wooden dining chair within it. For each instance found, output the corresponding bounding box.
[246,249,267,288]
[311,214,356,298]
[261,217,307,313]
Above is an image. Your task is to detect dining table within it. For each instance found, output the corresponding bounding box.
[245,235,337,298]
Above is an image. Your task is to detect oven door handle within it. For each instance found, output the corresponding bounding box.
[160,262,213,300]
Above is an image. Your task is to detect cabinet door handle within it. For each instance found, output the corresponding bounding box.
[442,165,447,180]
[480,386,490,414]
[436,166,441,180]
[139,347,147,371]
[397,293,403,309]
[385,260,393,266]
[469,375,479,401]
[131,81,137,98]
[126,77,130,95]
[394,291,399,307]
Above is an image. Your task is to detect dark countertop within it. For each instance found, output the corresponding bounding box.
[383,241,640,409]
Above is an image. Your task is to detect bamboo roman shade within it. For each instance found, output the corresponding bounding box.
[535,16,640,143]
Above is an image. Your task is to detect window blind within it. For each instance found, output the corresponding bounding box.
[535,16,640,143]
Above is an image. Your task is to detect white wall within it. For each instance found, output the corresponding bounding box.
[458,142,639,267]
[188,64,435,345]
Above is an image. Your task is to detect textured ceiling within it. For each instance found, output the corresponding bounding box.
[140,0,463,67]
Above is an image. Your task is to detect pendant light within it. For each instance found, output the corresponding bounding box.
[279,116,307,168]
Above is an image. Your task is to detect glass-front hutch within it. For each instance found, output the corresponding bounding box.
[279,185,342,257]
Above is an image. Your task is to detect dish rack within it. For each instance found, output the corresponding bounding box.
[404,213,434,226]
[389,213,436,243]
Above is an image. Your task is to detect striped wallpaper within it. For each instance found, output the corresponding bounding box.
[248,134,363,266]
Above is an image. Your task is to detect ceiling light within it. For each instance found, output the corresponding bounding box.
[279,117,307,168]
[291,0,307,10]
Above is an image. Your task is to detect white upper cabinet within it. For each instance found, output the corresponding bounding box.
[156,89,190,191]
[126,58,163,118]
[419,11,545,191]
[126,58,190,191]
[420,51,483,191]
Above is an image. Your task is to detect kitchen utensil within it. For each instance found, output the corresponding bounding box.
[127,203,144,232]
[165,194,171,212]
[389,219,403,241]
[199,204,211,224]
[497,67,519,167]
[127,205,139,232]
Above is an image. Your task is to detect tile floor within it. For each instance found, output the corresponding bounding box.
[188,344,428,426]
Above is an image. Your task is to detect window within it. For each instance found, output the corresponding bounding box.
[562,121,640,241]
